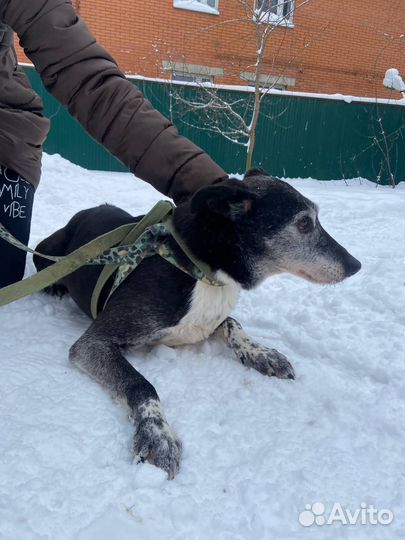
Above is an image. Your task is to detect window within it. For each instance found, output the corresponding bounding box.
[172,72,213,84]
[240,72,296,90]
[197,0,217,7]
[256,0,294,26]
[173,0,219,15]
[162,61,223,83]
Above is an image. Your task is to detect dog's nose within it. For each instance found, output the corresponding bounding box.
[344,255,361,277]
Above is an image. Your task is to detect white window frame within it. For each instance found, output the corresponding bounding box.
[240,72,296,90]
[255,0,295,27]
[173,0,219,16]
[162,61,223,84]
[172,72,213,84]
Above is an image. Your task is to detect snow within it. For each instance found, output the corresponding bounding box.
[0,153,404,540]
[126,77,405,106]
[383,68,405,93]
[19,63,405,105]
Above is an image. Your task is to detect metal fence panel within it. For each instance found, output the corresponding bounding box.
[24,67,405,184]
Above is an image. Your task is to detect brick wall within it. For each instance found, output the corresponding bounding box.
[15,0,405,98]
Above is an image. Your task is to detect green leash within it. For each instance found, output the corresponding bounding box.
[89,200,174,318]
[0,200,223,319]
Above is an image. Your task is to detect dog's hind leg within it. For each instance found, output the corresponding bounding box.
[69,319,182,479]
[216,317,295,379]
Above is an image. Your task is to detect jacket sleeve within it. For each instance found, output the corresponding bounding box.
[0,0,228,203]
[0,23,50,188]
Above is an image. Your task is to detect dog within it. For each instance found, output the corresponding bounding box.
[34,168,361,479]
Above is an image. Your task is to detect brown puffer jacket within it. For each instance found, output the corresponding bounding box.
[0,1,227,203]
[0,23,50,188]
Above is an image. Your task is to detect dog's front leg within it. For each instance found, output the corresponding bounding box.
[69,323,181,479]
[216,317,295,379]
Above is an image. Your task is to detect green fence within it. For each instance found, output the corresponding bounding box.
[24,66,405,184]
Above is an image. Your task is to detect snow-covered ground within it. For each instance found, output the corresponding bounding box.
[0,154,404,540]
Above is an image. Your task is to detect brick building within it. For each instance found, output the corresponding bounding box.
[16,0,405,98]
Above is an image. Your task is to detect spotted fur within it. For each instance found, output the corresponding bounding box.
[218,317,295,379]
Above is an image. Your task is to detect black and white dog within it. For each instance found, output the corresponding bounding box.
[34,169,361,479]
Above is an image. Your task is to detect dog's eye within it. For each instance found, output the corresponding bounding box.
[296,216,314,233]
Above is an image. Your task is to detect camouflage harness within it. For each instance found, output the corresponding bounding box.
[0,200,223,319]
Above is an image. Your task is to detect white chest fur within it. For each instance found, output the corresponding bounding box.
[158,271,241,347]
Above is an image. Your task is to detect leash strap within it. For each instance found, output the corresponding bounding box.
[0,223,62,262]
[89,200,174,318]
[0,221,139,308]
[94,222,223,319]
[0,200,223,315]
[163,217,219,283]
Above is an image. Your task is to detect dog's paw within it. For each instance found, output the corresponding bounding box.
[133,417,182,479]
[220,318,295,380]
[238,346,295,379]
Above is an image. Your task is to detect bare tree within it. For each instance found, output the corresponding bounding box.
[168,0,311,170]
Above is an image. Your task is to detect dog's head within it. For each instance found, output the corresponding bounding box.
[176,168,361,288]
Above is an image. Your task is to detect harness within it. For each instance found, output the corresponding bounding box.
[0,200,223,319]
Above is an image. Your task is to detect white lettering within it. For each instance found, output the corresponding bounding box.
[378,509,393,525]
[3,201,27,219]
[345,508,360,525]
[3,168,20,183]
[0,183,13,198]
[1,172,30,220]
[367,505,379,525]
[327,503,347,525]
[300,502,395,528]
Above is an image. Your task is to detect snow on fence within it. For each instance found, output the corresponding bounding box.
[23,65,405,185]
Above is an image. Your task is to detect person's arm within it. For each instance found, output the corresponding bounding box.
[0,0,228,203]
[0,23,50,188]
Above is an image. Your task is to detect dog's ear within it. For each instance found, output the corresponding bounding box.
[244,167,271,179]
[190,184,255,220]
